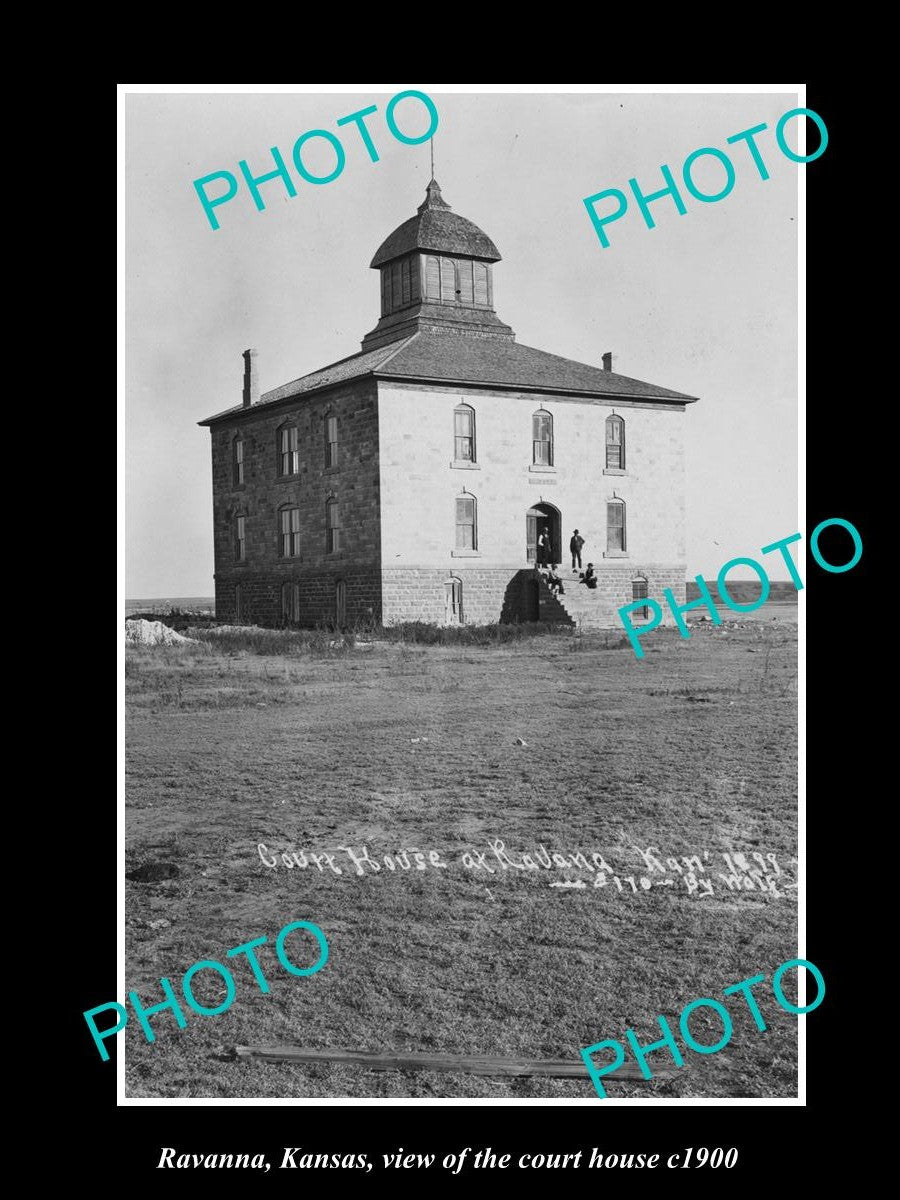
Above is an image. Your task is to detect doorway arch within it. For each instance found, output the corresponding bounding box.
[526,502,561,565]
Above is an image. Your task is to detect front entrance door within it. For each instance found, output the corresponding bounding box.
[526,504,561,564]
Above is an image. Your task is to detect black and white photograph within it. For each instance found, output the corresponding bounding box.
[120,85,807,1108]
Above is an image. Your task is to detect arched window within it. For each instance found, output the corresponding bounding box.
[455,493,477,550]
[532,409,553,466]
[277,423,299,477]
[607,499,626,553]
[606,414,625,470]
[234,513,246,562]
[325,413,338,468]
[279,505,301,558]
[326,497,341,554]
[232,435,244,486]
[454,403,476,463]
[234,584,243,623]
[632,575,649,620]
[445,577,463,625]
[281,580,300,625]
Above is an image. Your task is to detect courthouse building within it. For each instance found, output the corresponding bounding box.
[199,180,698,628]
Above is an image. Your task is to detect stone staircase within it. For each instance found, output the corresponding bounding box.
[536,570,621,630]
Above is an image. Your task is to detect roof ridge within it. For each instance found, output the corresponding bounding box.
[513,339,698,400]
[376,331,419,368]
[259,341,399,401]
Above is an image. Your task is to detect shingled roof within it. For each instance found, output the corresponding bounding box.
[380,334,698,402]
[198,332,697,425]
[370,180,501,268]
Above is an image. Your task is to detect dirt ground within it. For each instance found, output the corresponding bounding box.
[124,619,798,1099]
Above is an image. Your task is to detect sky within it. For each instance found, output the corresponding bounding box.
[124,87,800,597]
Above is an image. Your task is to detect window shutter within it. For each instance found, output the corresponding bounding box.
[474,262,488,305]
[457,259,473,304]
[441,257,456,302]
[607,502,625,551]
[382,267,391,314]
[425,256,440,299]
[410,256,421,301]
[401,258,411,305]
[391,261,401,306]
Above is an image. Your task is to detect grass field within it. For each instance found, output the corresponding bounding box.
[125,619,798,1099]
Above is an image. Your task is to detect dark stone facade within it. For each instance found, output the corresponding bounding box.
[211,380,382,627]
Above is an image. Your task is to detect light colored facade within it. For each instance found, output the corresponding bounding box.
[377,383,687,626]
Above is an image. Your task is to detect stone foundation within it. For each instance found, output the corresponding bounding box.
[215,567,382,628]
[380,563,686,627]
[214,563,686,629]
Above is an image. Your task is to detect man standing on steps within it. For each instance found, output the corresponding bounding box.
[538,529,552,567]
[570,529,585,572]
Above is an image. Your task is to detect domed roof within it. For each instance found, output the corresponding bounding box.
[369,180,501,268]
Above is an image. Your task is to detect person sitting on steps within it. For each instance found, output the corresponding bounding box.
[581,563,598,589]
[546,564,565,596]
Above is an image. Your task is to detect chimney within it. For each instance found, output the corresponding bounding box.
[602,351,614,372]
[242,348,259,407]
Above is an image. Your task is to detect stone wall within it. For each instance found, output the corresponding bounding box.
[376,381,687,572]
[207,378,381,626]
[379,563,685,628]
[215,567,382,628]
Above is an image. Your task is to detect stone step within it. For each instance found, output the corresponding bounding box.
[535,572,621,629]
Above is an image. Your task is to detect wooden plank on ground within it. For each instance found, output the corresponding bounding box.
[234,1046,693,1080]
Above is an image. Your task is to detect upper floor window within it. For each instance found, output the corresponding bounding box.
[606,415,625,470]
[232,435,244,486]
[326,498,342,554]
[325,414,338,468]
[454,404,476,463]
[455,494,477,550]
[278,424,299,477]
[532,409,553,466]
[234,514,246,561]
[607,499,626,553]
[280,505,301,558]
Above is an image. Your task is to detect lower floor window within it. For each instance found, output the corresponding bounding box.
[282,581,300,624]
[335,578,346,625]
[445,577,463,624]
[234,583,243,622]
[632,576,649,619]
